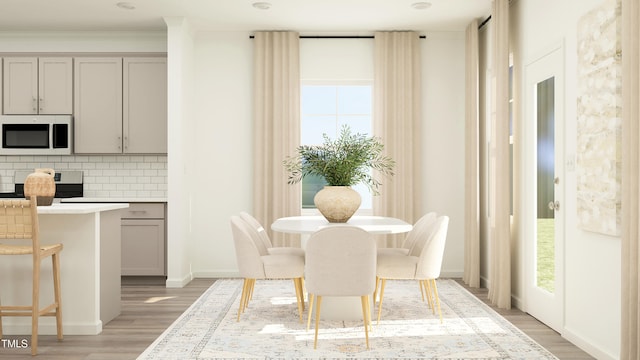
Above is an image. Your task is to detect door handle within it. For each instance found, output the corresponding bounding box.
[548,201,560,211]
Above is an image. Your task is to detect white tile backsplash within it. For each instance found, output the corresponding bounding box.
[0,155,167,198]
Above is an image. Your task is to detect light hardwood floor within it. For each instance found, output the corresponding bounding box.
[0,278,594,359]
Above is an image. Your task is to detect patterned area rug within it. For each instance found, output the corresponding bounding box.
[138,279,557,359]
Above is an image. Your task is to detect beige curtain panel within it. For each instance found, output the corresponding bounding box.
[621,0,640,357]
[487,0,512,309]
[464,19,481,289]
[252,31,301,247]
[373,31,423,248]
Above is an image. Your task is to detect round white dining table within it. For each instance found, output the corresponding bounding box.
[271,215,413,235]
[271,215,412,321]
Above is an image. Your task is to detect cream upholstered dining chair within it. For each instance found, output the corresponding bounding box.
[229,216,305,322]
[374,212,437,304]
[377,212,437,257]
[0,197,63,356]
[375,215,450,324]
[374,212,437,307]
[239,211,304,257]
[305,226,376,350]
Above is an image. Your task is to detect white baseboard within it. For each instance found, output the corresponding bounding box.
[165,272,193,288]
[562,326,618,360]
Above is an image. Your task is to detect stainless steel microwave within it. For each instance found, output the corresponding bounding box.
[0,115,72,155]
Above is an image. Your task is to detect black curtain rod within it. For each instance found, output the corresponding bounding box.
[479,15,492,30]
[249,35,426,39]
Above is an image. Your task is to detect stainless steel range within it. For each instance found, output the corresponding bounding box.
[12,170,84,199]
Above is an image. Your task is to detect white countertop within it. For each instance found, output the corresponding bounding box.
[37,202,129,214]
[61,197,167,203]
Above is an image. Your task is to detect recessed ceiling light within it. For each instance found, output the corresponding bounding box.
[411,2,432,10]
[116,2,136,10]
[252,2,272,10]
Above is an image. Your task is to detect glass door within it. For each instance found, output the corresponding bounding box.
[524,46,564,333]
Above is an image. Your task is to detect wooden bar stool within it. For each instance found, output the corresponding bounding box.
[0,197,63,355]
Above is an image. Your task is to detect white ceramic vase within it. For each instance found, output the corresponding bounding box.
[314,186,361,223]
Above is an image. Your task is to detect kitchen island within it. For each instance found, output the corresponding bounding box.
[0,202,128,335]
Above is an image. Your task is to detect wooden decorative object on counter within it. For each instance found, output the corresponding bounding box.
[24,168,56,206]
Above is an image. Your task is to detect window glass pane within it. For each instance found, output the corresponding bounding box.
[353,183,372,209]
[337,86,372,114]
[301,116,336,144]
[302,86,336,114]
[302,174,327,208]
[301,83,373,210]
[338,116,371,136]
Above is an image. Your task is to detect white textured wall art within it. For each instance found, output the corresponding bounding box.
[576,0,621,236]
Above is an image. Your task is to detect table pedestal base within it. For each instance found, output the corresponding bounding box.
[309,296,374,321]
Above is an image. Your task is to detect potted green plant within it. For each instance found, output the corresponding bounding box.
[283,125,395,222]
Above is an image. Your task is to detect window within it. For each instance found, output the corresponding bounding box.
[300,82,373,209]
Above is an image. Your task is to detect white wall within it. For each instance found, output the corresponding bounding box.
[421,32,467,276]
[165,17,198,287]
[189,31,254,277]
[300,38,374,80]
[510,0,620,358]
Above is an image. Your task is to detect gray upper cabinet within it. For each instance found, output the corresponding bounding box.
[123,57,167,154]
[74,57,123,153]
[3,57,73,115]
[74,56,167,154]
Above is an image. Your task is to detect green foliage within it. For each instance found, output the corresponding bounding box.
[283,125,395,195]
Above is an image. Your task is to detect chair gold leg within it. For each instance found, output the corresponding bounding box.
[306,294,315,331]
[237,278,249,321]
[376,279,386,324]
[300,278,305,311]
[52,253,63,340]
[250,279,257,308]
[419,280,426,301]
[365,293,372,332]
[293,278,304,323]
[248,279,256,303]
[424,279,434,312]
[314,296,322,349]
[373,276,379,303]
[361,296,370,349]
[237,279,245,321]
[431,279,443,323]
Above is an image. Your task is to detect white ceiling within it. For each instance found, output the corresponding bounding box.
[0,0,491,33]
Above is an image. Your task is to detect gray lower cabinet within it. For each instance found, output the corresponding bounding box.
[121,203,166,276]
